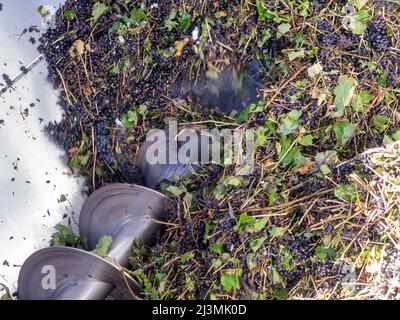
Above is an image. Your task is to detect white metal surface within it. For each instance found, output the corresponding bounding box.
[0,0,85,295]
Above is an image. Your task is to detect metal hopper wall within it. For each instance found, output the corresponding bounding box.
[0,0,85,294]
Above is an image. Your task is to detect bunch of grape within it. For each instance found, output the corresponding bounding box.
[367,16,392,52]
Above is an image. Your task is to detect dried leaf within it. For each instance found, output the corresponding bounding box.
[307,63,323,78]
[298,160,315,175]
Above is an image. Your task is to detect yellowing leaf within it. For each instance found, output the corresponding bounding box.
[348,18,367,35]
[307,63,323,78]
[215,11,228,18]
[334,76,357,117]
[287,49,305,61]
[175,40,186,57]
[69,39,85,58]
[166,185,186,197]
[277,23,291,38]
[223,176,243,188]
[37,5,51,18]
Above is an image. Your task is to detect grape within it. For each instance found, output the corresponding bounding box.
[367,16,392,52]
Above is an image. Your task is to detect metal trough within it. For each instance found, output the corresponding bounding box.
[0,0,86,296]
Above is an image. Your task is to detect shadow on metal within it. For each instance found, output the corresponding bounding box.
[17,184,172,300]
[17,247,139,300]
[79,183,171,266]
[137,127,211,188]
